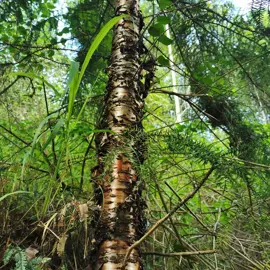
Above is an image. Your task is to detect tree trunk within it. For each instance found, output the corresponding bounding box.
[93,0,146,269]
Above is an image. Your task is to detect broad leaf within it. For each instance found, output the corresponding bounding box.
[158,35,173,45]
[159,0,172,10]
[157,55,170,66]
[157,16,170,24]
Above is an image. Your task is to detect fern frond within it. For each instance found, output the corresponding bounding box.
[14,248,27,270]
[251,0,270,28]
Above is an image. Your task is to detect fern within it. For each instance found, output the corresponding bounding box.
[14,249,27,270]
[3,245,17,264]
[251,0,270,29]
[3,245,51,270]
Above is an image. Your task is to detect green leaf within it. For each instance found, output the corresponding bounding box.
[42,118,65,150]
[258,39,267,45]
[157,55,170,66]
[197,64,205,72]
[148,23,164,37]
[50,38,57,44]
[61,27,70,34]
[21,113,57,178]
[66,14,128,123]
[14,249,27,270]
[48,50,54,57]
[211,87,221,93]
[159,0,172,10]
[202,77,213,85]
[262,10,270,28]
[17,26,27,35]
[148,26,160,37]
[158,35,173,45]
[30,114,58,154]
[176,124,185,132]
[157,16,170,24]
[0,191,32,203]
[2,35,9,42]
[47,3,55,9]
[78,14,128,89]
[67,61,79,122]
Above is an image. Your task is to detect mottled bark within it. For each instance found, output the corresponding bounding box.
[93,0,146,269]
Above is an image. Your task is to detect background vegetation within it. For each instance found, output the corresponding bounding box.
[0,0,269,269]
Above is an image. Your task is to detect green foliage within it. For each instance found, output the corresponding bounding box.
[159,0,172,10]
[3,245,50,270]
[0,0,270,269]
[0,191,32,203]
[66,14,128,123]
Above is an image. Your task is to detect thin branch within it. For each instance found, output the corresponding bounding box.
[0,124,30,146]
[0,77,20,95]
[122,167,215,267]
[142,250,216,257]
[79,134,95,190]
[152,88,208,97]
[151,89,219,123]
[165,181,213,235]
[43,82,58,173]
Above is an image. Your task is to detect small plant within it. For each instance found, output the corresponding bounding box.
[3,245,50,270]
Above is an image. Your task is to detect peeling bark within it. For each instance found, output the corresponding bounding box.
[92,0,147,269]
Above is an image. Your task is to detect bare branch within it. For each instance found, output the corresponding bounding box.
[122,166,215,267]
[143,250,216,257]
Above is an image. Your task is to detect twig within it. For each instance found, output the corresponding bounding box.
[0,77,19,95]
[222,240,260,268]
[152,88,208,96]
[213,207,221,268]
[43,82,58,166]
[0,124,30,146]
[122,167,215,267]
[79,133,95,190]
[142,250,216,257]
[165,181,213,234]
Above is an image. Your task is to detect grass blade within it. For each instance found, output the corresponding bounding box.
[42,118,65,151]
[66,14,128,122]
[0,191,32,202]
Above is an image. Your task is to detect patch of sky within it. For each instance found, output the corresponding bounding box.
[230,0,250,14]
[54,0,79,59]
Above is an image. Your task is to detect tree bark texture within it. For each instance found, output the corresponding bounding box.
[93,0,146,269]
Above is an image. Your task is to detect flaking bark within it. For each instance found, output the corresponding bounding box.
[92,0,147,269]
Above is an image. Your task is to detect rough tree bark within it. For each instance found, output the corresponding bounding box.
[92,0,147,269]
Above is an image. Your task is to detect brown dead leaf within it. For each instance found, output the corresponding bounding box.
[57,234,67,257]
[25,247,39,260]
[78,203,89,222]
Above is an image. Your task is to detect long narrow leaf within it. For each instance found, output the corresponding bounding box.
[67,62,79,122]
[78,15,128,85]
[42,118,65,151]
[31,114,57,154]
[21,113,57,178]
[0,191,32,202]
[67,14,128,121]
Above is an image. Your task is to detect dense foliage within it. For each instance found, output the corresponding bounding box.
[0,0,269,269]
